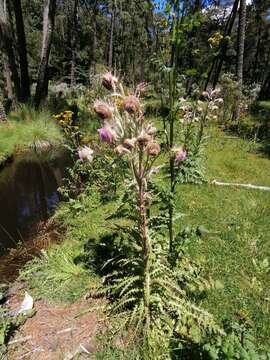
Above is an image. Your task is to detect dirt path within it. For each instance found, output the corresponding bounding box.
[6,287,102,360]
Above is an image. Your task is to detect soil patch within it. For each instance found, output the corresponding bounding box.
[0,219,64,284]
[6,288,102,359]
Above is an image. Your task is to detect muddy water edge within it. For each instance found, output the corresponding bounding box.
[0,151,70,283]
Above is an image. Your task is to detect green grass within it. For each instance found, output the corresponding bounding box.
[173,127,270,347]
[0,106,64,163]
[20,123,270,348]
[20,188,119,303]
[205,127,270,185]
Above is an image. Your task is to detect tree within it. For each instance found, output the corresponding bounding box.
[34,0,57,108]
[12,0,31,102]
[233,0,247,120]
[259,70,270,100]
[0,100,7,121]
[108,0,116,70]
[205,0,240,89]
[0,0,20,102]
[70,0,79,88]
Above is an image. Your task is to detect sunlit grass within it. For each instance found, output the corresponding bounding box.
[19,120,270,347]
[0,106,64,163]
[173,126,270,347]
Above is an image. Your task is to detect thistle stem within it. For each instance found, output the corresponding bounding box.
[136,149,151,337]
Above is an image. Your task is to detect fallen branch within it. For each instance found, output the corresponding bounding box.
[64,343,91,360]
[8,335,32,345]
[211,179,270,191]
[57,327,78,334]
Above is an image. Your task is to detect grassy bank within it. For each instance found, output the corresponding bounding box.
[16,124,270,354]
[0,107,65,164]
[173,127,270,346]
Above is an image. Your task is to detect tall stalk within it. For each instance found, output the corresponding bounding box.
[168,0,181,253]
[93,74,160,337]
[137,150,151,334]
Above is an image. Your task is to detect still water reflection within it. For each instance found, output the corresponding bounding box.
[0,154,67,254]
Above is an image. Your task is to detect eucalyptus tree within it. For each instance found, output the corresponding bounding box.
[233,0,247,120]
[0,0,20,102]
[12,0,30,102]
[34,0,57,108]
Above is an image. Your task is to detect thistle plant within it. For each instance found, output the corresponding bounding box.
[92,73,223,357]
[93,73,160,337]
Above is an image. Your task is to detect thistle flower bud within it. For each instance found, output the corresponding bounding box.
[114,145,130,156]
[124,95,140,114]
[202,91,210,100]
[214,98,224,105]
[78,146,94,162]
[123,138,136,149]
[146,142,160,157]
[145,125,157,136]
[93,100,113,120]
[102,72,118,90]
[210,88,221,99]
[137,130,151,146]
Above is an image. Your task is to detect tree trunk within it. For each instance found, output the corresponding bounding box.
[0,0,20,101]
[258,71,270,100]
[108,0,116,70]
[0,101,7,121]
[233,0,246,120]
[70,0,78,89]
[1,50,14,101]
[91,12,97,73]
[205,0,239,90]
[12,0,30,102]
[34,0,56,108]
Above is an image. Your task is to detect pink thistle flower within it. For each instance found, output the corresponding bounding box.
[172,146,187,162]
[175,148,187,162]
[123,138,136,149]
[124,95,140,114]
[78,146,94,162]
[98,124,117,144]
[102,72,118,90]
[146,142,160,157]
[93,100,113,120]
[137,130,151,147]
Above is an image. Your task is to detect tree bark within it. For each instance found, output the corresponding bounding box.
[258,71,270,100]
[0,101,7,121]
[12,0,30,102]
[1,50,14,100]
[34,0,57,108]
[0,0,20,101]
[70,0,78,89]
[233,0,246,120]
[108,0,116,70]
